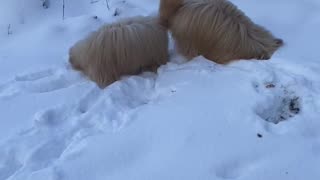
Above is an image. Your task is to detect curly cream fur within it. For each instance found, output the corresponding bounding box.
[69,16,169,88]
[159,0,283,64]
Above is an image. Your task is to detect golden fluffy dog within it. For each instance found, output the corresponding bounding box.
[69,16,168,88]
[159,0,283,64]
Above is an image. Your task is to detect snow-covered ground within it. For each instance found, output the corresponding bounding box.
[0,0,320,179]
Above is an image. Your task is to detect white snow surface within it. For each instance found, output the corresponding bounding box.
[0,0,320,180]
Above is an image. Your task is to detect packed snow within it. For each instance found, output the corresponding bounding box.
[0,0,320,180]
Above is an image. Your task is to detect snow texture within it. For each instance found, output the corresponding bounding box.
[0,0,320,180]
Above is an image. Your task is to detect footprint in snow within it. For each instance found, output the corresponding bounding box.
[255,83,301,125]
[215,157,263,179]
[0,150,23,180]
[0,67,85,99]
[0,74,157,180]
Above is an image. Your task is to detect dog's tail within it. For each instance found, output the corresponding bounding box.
[159,0,183,28]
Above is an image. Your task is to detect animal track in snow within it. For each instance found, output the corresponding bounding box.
[14,69,57,82]
[215,157,262,179]
[255,83,301,124]
[0,74,157,180]
[0,67,84,99]
[0,150,23,180]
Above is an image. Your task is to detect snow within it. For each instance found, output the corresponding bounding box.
[0,0,320,180]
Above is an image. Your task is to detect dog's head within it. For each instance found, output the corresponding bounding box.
[256,38,284,60]
[68,38,91,72]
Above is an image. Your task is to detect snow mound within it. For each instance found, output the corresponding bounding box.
[1,0,320,180]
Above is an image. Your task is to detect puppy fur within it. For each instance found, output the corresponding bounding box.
[69,16,169,88]
[159,0,283,64]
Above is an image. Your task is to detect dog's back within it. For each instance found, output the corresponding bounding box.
[69,16,169,88]
[161,0,284,63]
